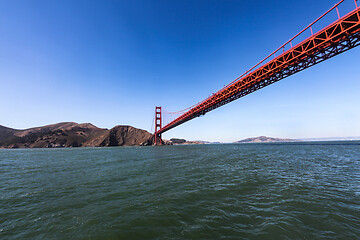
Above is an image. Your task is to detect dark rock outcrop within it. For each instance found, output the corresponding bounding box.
[169,138,208,145]
[170,138,186,144]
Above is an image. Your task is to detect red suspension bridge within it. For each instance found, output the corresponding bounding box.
[154,0,360,145]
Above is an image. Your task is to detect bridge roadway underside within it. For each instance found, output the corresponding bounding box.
[157,6,360,136]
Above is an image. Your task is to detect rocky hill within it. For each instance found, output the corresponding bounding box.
[0,122,153,148]
[168,138,209,145]
[93,125,153,147]
[235,136,298,143]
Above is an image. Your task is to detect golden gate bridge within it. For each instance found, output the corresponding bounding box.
[154,0,360,145]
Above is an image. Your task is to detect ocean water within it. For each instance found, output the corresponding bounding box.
[1,142,360,239]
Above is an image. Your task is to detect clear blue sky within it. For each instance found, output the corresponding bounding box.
[0,0,359,142]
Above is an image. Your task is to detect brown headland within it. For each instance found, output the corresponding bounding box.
[0,122,153,148]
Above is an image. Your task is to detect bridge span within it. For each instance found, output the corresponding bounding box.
[154,0,360,145]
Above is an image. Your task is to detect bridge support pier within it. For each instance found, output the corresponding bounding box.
[155,133,162,145]
[154,106,162,145]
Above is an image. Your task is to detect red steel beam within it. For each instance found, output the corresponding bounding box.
[156,1,360,135]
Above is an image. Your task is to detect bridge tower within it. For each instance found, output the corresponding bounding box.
[154,106,162,145]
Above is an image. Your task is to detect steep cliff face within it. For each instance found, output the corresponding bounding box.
[96,125,153,147]
[0,123,153,148]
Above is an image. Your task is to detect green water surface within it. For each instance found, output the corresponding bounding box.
[1,142,360,239]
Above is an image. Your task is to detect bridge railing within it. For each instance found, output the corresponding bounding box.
[201,0,352,107]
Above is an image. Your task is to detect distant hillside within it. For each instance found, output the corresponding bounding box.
[0,122,153,148]
[235,136,299,143]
